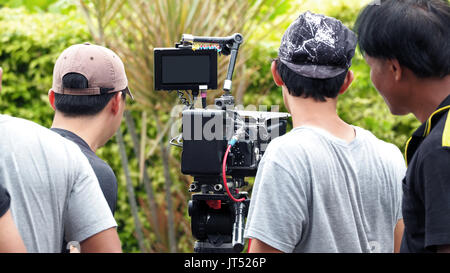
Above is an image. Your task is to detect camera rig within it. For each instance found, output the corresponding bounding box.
[154,33,289,253]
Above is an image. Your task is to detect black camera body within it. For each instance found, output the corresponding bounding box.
[181,108,288,179]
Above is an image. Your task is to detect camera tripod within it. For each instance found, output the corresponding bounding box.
[188,176,250,253]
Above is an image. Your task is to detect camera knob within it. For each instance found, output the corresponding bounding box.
[233,33,244,44]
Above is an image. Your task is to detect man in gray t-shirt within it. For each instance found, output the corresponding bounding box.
[0,114,121,253]
[244,12,406,253]
[245,126,405,253]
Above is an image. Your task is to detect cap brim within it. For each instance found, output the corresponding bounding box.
[124,86,134,100]
[279,59,349,79]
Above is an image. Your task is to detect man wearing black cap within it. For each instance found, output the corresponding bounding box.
[355,0,450,253]
[244,11,406,253]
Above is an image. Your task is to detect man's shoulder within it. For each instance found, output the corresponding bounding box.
[0,115,94,178]
[414,119,450,170]
[354,126,405,169]
[261,127,326,172]
[54,130,117,184]
[88,153,116,179]
[421,111,449,154]
[355,126,401,152]
[267,125,398,152]
[266,127,322,151]
[407,112,449,173]
[263,130,303,161]
[0,114,46,133]
[50,128,116,186]
[353,126,404,157]
[1,115,81,150]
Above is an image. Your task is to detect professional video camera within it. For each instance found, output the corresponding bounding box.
[154,33,290,253]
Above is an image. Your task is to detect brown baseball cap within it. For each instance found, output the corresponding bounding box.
[52,42,134,99]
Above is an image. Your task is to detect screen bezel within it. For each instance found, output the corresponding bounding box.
[154,48,218,91]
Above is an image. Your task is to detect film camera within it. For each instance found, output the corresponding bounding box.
[154,33,290,253]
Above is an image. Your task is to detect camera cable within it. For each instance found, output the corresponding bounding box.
[222,137,246,203]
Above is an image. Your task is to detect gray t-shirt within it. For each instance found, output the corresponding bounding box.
[244,126,406,253]
[0,114,117,253]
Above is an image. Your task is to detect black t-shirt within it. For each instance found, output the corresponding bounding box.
[401,95,450,253]
[51,128,118,214]
[0,184,11,217]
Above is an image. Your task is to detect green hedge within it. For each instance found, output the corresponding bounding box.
[0,8,89,126]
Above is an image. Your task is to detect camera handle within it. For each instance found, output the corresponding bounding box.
[181,33,244,97]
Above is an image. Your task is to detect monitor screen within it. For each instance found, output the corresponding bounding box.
[154,48,217,91]
[162,55,210,84]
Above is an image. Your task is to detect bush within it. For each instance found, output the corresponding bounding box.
[0,7,90,126]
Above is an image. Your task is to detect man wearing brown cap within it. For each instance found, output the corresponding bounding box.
[244,12,406,253]
[48,43,133,218]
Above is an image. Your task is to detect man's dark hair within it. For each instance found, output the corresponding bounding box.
[54,73,126,117]
[275,59,348,102]
[355,0,450,78]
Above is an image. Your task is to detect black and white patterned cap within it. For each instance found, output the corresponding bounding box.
[278,11,357,79]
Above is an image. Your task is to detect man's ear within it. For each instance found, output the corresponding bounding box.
[271,61,284,87]
[48,90,56,111]
[338,70,355,95]
[388,59,403,82]
[110,92,122,115]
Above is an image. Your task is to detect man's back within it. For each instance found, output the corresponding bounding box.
[245,126,405,253]
[0,114,117,252]
[50,128,118,214]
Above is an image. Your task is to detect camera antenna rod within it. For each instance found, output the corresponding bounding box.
[182,33,244,96]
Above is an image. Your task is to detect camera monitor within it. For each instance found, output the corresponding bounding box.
[154,48,218,91]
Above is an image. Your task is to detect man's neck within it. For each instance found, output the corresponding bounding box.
[408,76,450,123]
[51,114,106,153]
[287,95,355,143]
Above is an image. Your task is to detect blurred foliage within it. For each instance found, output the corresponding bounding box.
[0,0,420,253]
[0,0,76,13]
[0,7,89,125]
